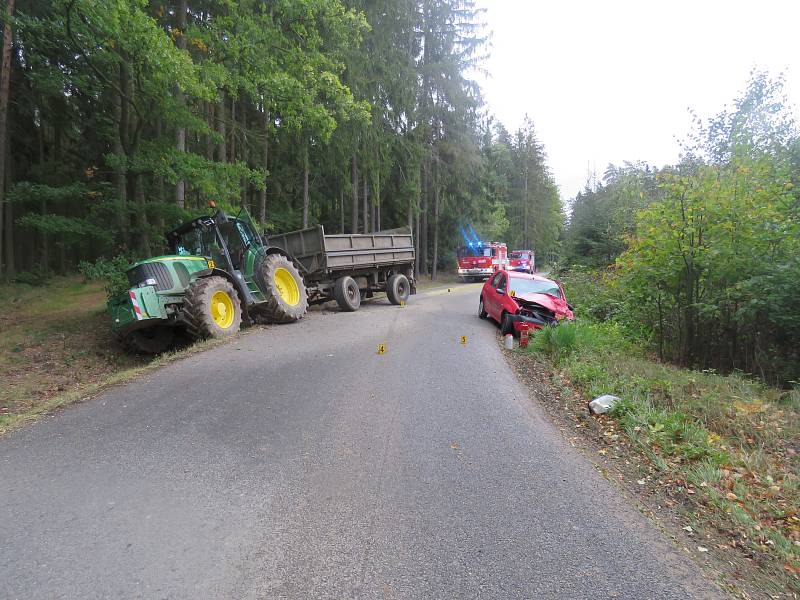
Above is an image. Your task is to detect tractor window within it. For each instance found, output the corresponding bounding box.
[173,227,217,257]
[235,218,259,247]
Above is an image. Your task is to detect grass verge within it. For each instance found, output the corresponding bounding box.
[0,276,229,435]
[523,320,799,597]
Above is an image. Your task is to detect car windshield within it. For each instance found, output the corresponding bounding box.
[509,252,528,259]
[458,245,491,258]
[509,278,562,298]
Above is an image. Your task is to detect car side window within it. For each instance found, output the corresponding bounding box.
[491,273,503,288]
[496,274,506,291]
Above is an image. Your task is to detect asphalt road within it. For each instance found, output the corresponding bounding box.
[0,284,720,599]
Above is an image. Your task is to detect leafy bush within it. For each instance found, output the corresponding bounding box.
[12,266,52,287]
[552,266,626,323]
[530,322,577,362]
[78,255,132,298]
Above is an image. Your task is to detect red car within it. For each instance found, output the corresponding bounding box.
[478,270,574,335]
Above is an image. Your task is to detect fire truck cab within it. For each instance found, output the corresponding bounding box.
[457,242,509,282]
[509,249,535,274]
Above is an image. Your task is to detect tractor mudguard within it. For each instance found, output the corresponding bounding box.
[259,246,307,275]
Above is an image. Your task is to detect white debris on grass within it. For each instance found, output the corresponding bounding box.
[588,394,621,415]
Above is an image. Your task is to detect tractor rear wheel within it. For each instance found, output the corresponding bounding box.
[256,253,308,324]
[386,274,410,305]
[334,276,361,312]
[183,276,243,340]
[121,326,175,354]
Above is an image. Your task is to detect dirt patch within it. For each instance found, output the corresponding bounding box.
[504,346,794,600]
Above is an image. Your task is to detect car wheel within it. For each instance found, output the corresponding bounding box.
[500,312,514,336]
[478,296,487,319]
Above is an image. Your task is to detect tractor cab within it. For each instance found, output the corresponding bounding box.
[166,210,262,275]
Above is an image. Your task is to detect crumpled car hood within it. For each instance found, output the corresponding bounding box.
[515,292,573,319]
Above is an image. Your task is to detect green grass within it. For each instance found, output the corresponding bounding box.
[526,319,800,594]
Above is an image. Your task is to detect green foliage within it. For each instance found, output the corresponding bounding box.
[616,75,800,384]
[11,267,52,287]
[78,256,132,298]
[530,322,577,362]
[553,267,625,323]
[563,72,800,385]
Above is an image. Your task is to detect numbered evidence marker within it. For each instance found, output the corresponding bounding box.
[399,300,406,307]
[460,335,467,345]
[377,343,386,355]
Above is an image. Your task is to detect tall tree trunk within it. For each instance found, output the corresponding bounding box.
[0,0,14,277]
[217,91,227,163]
[302,140,309,228]
[206,102,214,161]
[240,99,247,207]
[363,171,369,233]
[420,159,428,275]
[115,64,129,249]
[3,201,12,277]
[134,174,150,256]
[374,152,381,231]
[155,119,165,229]
[229,96,236,163]
[414,210,420,277]
[36,106,48,269]
[350,153,358,233]
[339,187,344,233]
[432,182,440,280]
[174,0,187,208]
[259,108,269,222]
[522,157,529,248]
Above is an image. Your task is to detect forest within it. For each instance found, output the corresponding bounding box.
[564,72,800,385]
[0,0,562,282]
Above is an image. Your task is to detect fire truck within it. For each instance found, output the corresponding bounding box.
[509,249,535,274]
[456,241,509,282]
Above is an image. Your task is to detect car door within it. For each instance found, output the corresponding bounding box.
[483,272,502,320]
[489,272,507,321]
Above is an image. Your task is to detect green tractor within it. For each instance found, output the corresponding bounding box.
[108,207,308,353]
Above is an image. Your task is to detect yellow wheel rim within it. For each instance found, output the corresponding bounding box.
[274,267,300,306]
[210,290,235,329]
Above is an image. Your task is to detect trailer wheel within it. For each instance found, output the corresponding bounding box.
[334,276,361,312]
[121,326,175,354]
[387,274,410,305]
[183,276,243,340]
[256,253,309,324]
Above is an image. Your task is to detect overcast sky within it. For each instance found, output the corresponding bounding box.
[474,0,800,202]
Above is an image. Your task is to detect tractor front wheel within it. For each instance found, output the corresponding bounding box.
[121,326,175,354]
[256,253,309,324]
[183,276,243,340]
